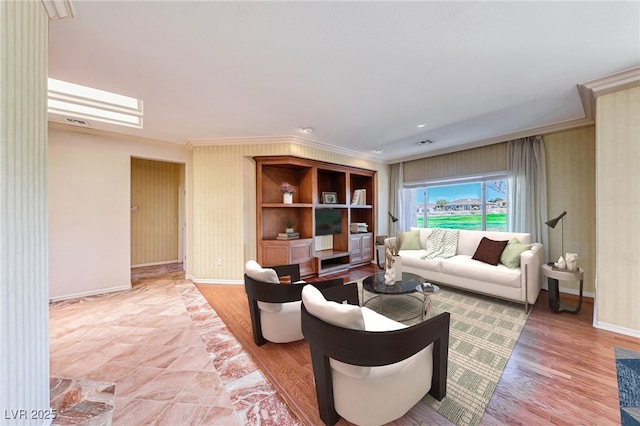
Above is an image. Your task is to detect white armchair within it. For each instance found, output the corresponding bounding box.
[244,260,343,346]
[301,282,450,426]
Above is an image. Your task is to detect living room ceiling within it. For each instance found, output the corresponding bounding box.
[47,1,640,162]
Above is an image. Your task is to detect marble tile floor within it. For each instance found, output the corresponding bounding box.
[49,264,299,425]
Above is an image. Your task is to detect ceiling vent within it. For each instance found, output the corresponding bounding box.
[65,118,90,127]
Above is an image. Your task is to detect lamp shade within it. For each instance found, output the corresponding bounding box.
[545,211,567,229]
[388,212,399,223]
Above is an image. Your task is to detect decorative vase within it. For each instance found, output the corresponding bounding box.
[392,255,402,281]
[385,255,401,285]
[283,192,293,204]
[565,253,578,271]
[384,266,395,285]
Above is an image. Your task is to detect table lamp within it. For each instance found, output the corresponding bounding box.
[545,211,567,263]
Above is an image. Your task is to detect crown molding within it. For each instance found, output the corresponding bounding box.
[186,135,386,163]
[578,66,640,121]
[41,0,76,20]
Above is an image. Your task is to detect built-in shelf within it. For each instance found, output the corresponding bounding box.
[255,156,376,277]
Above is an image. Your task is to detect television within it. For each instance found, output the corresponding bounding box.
[315,209,342,235]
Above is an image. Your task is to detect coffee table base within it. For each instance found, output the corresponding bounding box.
[363,293,427,322]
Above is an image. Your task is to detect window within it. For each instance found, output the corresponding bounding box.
[48,78,143,128]
[403,175,508,232]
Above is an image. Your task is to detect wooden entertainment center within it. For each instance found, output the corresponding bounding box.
[255,156,376,277]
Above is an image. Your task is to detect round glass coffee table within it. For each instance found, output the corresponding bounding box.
[362,272,439,322]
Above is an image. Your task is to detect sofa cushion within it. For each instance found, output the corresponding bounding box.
[441,255,521,288]
[399,230,422,250]
[500,238,533,269]
[457,230,531,256]
[472,237,509,266]
[398,249,442,272]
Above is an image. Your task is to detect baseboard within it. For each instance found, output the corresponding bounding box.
[131,260,180,268]
[186,274,243,285]
[49,284,131,302]
[559,286,595,299]
[593,321,640,338]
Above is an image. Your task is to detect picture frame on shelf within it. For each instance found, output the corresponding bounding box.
[322,192,338,204]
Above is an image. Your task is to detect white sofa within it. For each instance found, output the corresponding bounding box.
[387,228,544,310]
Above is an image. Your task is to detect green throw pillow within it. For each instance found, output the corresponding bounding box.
[500,238,533,269]
[399,230,422,250]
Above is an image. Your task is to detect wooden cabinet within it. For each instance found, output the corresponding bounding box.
[261,238,315,278]
[255,156,376,277]
[350,232,373,266]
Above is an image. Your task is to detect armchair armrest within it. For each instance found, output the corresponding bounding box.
[245,275,343,304]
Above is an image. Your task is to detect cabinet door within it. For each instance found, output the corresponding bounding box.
[261,242,289,266]
[290,239,315,277]
[361,233,373,262]
[350,234,362,264]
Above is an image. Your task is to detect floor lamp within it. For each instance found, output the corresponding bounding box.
[388,211,399,236]
[545,211,567,262]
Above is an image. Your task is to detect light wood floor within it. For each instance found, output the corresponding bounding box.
[197,264,639,425]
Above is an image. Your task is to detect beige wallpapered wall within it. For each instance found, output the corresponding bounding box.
[595,85,640,334]
[544,127,596,295]
[0,0,50,413]
[189,138,388,281]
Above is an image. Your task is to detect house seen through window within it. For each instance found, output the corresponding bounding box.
[402,176,508,231]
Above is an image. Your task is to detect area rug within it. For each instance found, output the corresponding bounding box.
[616,347,640,425]
[359,282,530,426]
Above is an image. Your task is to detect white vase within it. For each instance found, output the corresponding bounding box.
[392,255,402,281]
[384,267,395,285]
[565,253,578,271]
[385,255,402,285]
[283,192,293,204]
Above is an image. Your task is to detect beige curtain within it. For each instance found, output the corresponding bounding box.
[507,136,549,253]
[389,163,403,235]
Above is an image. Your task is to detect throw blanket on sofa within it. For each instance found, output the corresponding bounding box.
[422,228,459,259]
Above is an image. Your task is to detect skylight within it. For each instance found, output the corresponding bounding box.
[48,78,143,128]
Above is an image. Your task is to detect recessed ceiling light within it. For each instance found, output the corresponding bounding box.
[417,123,426,128]
[300,127,314,134]
[48,78,143,128]
[374,149,384,154]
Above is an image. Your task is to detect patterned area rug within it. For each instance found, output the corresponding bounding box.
[358,281,530,426]
[616,347,640,426]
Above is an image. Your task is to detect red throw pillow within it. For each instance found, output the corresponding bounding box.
[472,237,509,266]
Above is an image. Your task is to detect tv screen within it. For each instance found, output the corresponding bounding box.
[315,209,342,236]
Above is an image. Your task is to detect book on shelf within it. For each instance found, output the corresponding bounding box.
[351,190,360,205]
[352,189,367,205]
[277,232,299,240]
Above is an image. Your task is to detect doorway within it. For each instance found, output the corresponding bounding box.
[130,158,185,269]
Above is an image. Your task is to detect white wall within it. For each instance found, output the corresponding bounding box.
[48,126,190,300]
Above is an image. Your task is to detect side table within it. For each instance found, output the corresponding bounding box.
[541,264,584,313]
